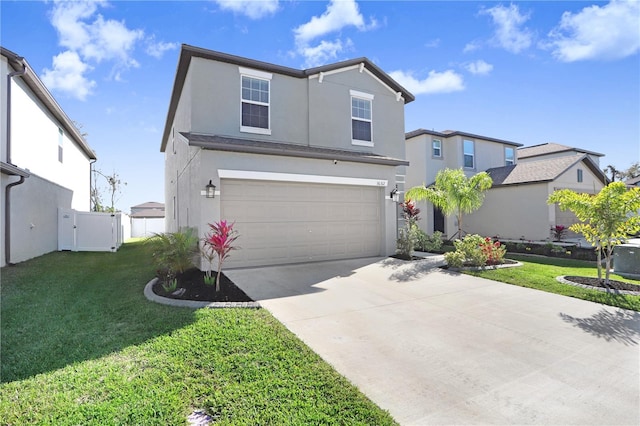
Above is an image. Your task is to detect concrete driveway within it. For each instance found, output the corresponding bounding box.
[226,256,640,425]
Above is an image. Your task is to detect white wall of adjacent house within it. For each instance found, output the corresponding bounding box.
[9,77,91,211]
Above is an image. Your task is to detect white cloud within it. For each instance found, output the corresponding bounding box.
[465,60,493,75]
[146,38,179,59]
[389,70,465,95]
[293,0,376,67]
[545,0,640,62]
[463,41,482,53]
[214,0,279,19]
[45,0,173,99]
[424,38,441,48]
[41,51,96,101]
[480,4,533,53]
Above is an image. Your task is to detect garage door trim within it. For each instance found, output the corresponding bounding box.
[219,169,388,188]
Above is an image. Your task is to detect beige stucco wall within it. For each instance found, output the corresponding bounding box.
[464,183,551,241]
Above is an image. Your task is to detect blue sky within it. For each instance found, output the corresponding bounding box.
[2,0,639,212]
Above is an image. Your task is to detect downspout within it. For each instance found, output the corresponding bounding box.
[5,57,27,265]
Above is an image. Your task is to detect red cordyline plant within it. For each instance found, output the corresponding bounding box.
[401,199,421,224]
[202,220,239,292]
[480,237,506,265]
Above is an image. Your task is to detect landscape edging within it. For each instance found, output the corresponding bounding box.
[144,278,261,309]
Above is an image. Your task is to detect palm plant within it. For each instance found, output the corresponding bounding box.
[406,168,493,240]
[146,228,199,276]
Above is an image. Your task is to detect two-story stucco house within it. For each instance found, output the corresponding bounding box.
[405,129,608,241]
[1,47,97,266]
[405,129,522,237]
[161,44,413,268]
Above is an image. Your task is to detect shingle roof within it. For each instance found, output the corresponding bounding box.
[405,128,522,147]
[486,155,607,186]
[161,44,415,152]
[625,175,640,186]
[517,142,604,159]
[132,201,164,209]
[181,132,409,166]
[1,47,97,160]
[130,208,165,218]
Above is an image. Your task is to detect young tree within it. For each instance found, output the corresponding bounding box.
[406,168,493,239]
[548,182,640,284]
[92,169,127,212]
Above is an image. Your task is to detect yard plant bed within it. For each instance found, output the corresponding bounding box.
[562,276,640,294]
[153,268,252,302]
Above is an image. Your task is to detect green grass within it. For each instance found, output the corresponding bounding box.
[465,254,640,311]
[1,242,396,425]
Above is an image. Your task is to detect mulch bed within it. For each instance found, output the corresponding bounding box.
[152,268,253,302]
[563,276,640,293]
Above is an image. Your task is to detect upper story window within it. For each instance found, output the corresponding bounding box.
[239,67,272,135]
[350,90,374,147]
[432,139,442,158]
[577,168,583,182]
[505,147,515,166]
[58,128,64,163]
[463,139,474,169]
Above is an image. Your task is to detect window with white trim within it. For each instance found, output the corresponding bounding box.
[432,139,442,158]
[505,147,515,166]
[239,67,272,135]
[350,90,373,146]
[463,139,474,168]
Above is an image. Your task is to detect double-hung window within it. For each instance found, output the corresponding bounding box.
[505,147,515,166]
[350,90,374,146]
[240,67,272,135]
[432,139,442,158]
[463,139,475,169]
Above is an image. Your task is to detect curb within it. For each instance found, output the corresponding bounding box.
[556,276,640,296]
[144,278,261,309]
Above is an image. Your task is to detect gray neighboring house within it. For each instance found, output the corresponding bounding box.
[130,202,165,238]
[625,176,640,188]
[161,44,413,268]
[406,129,608,241]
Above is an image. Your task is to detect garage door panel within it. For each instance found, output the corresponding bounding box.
[222,179,383,268]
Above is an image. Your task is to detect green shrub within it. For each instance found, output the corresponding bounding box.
[415,229,443,252]
[453,234,487,266]
[397,227,417,259]
[444,251,466,268]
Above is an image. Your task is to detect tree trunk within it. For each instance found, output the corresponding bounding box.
[596,245,602,282]
[604,246,613,285]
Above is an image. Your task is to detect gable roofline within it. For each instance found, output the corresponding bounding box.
[1,46,97,160]
[486,154,608,187]
[517,142,604,159]
[161,44,414,152]
[405,128,522,147]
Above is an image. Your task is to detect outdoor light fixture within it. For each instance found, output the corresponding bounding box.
[390,186,398,201]
[205,180,216,198]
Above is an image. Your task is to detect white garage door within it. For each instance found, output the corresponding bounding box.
[221,179,382,268]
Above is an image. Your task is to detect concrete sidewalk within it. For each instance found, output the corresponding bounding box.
[226,256,640,425]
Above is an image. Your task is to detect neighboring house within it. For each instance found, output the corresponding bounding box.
[625,176,640,188]
[464,155,607,241]
[130,201,165,238]
[517,142,604,166]
[405,128,522,237]
[161,44,413,268]
[1,47,97,266]
[405,129,608,241]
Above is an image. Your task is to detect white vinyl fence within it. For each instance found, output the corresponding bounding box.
[58,209,126,252]
[131,217,165,238]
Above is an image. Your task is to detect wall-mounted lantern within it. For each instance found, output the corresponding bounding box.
[389,185,399,202]
[205,180,216,198]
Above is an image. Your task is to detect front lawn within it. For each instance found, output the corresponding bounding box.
[465,254,640,311]
[0,242,396,425]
